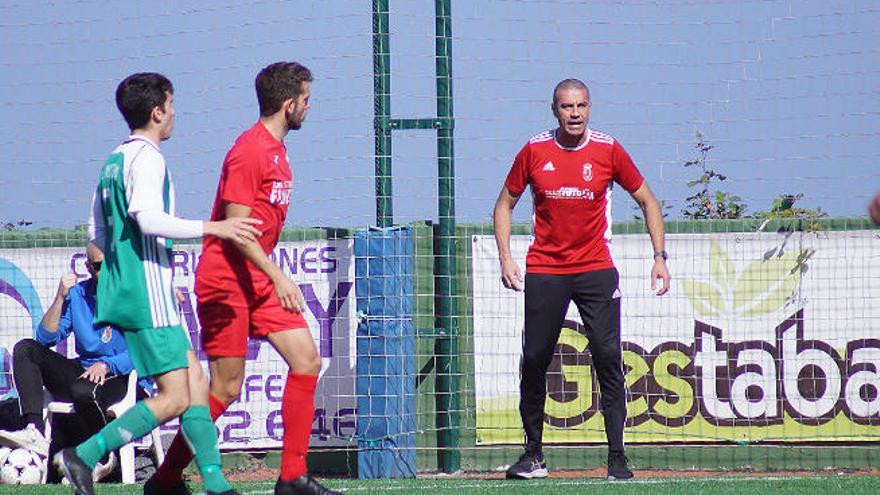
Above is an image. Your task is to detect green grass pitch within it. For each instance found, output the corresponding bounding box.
[3,476,878,495]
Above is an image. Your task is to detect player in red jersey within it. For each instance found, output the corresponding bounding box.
[869,192,880,226]
[493,79,671,481]
[144,62,341,495]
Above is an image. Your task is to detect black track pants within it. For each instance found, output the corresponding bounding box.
[519,268,626,454]
[12,338,129,436]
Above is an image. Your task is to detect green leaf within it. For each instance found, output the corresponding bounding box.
[709,240,733,290]
[682,279,725,317]
[732,251,802,314]
[742,274,799,317]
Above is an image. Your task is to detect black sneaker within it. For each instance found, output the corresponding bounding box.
[143,473,193,495]
[607,452,633,480]
[206,490,239,495]
[275,474,342,495]
[53,448,95,495]
[505,450,548,479]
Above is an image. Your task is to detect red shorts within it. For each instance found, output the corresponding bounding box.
[196,273,308,358]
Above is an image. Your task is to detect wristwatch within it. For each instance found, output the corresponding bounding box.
[653,250,668,261]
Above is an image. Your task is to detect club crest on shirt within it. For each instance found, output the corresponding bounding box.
[582,163,593,182]
[101,325,112,343]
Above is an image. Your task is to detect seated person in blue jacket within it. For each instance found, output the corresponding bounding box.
[0,242,144,467]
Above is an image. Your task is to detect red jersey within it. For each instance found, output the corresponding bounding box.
[198,121,293,284]
[504,128,644,275]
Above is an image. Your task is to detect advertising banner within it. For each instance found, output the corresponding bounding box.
[472,231,880,443]
[0,241,356,449]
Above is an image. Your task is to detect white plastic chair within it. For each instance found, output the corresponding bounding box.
[42,370,165,483]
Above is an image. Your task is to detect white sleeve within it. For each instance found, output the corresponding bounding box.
[88,188,106,248]
[126,147,168,215]
[127,146,205,240]
[134,210,204,239]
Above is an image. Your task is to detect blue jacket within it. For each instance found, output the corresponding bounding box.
[35,279,134,376]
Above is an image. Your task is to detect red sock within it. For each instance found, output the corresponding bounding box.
[280,372,317,481]
[156,392,228,486]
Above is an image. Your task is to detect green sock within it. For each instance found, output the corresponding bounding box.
[75,401,158,468]
[180,405,231,493]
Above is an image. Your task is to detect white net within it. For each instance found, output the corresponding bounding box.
[0,0,878,473]
[2,1,876,229]
[472,230,880,445]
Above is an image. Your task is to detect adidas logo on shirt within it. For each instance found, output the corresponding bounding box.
[542,162,556,172]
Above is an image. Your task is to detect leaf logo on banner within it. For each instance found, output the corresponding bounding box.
[682,240,813,318]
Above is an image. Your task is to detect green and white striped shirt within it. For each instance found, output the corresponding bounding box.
[89,135,183,329]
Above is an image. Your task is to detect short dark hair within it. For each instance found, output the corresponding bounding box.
[552,78,590,107]
[115,73,173,131]
[255,62,313,117]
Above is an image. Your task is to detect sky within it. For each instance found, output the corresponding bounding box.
[1,0,878,229]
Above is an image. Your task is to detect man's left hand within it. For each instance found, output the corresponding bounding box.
[651,259,671,296]
[80,361,109,384]
[175,287,185,306]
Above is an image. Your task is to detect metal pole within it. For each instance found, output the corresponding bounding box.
[373,0,393,227]
[371,0,459,473]
[433,0,460,473]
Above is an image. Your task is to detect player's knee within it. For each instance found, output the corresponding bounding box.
[154,388,190,418]
[590,348,622,369]
[69,379,97,404]
[212,379,242,404]
[304,352,322,375]
[13,338,40,360]
[521,348,550,371]
[166,393,191,417]
[189,367,211,395]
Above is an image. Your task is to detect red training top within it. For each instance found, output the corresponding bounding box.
[198,121,293,284]
[504,128,644,274]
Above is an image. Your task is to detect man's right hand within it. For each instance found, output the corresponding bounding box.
[57,273,77,300]
[500,258,524,291]
[275,276,306,313]
[207,217,263,244]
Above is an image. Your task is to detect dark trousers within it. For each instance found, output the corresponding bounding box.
[520,268,626,454]
[12,338,129,438]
